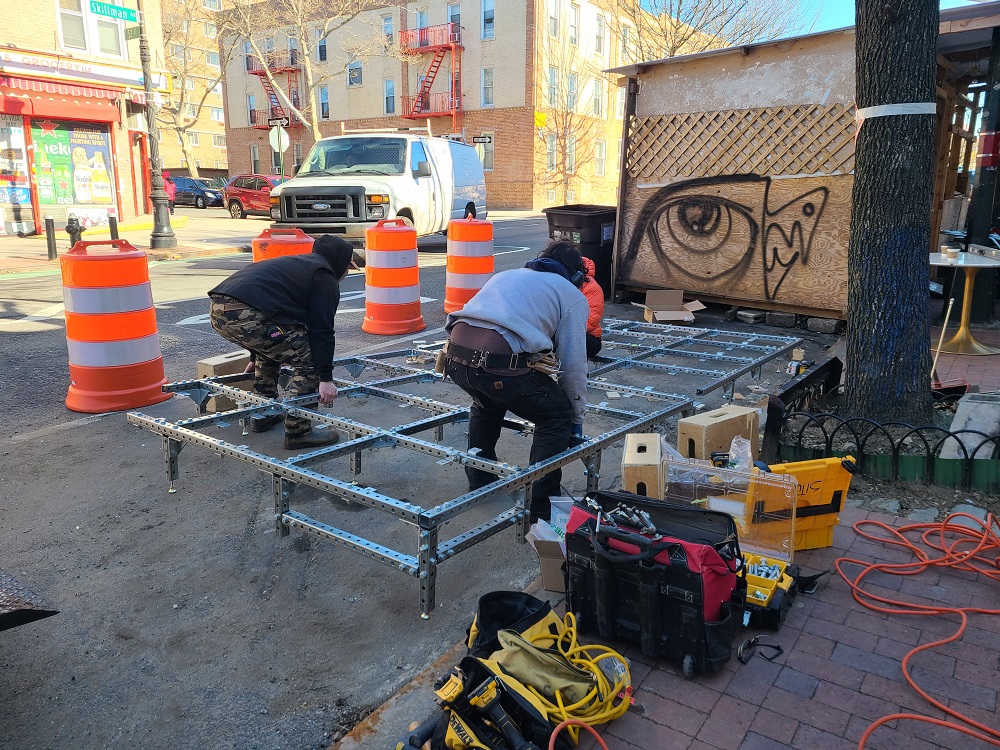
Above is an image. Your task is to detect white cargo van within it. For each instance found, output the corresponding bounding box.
[269,128,487,253]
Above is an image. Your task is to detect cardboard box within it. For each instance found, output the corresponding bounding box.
[196,351,254,412]
[677,405,760,460]
[622,433,664,499]
[632,290,706,324]
[526,531,565,593]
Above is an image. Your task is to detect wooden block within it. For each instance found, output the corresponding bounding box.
[622,433,664,499]
[677,405,760,460]
[196,351,253,412]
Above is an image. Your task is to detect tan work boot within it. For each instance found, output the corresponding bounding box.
[283,427,340,450]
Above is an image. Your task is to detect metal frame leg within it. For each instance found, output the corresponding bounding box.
[513,486,528,544]
[418,524,439,619]
[163,437,183,494]
[273,475,291,538]
[585,452,602,494]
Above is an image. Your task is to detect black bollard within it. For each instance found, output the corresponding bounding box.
[45,216,57,261]
[65,214,85,247]
[107,207,119,240]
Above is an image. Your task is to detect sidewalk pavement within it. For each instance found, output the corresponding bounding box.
[334,504,1000,750]
[0,209,545,276]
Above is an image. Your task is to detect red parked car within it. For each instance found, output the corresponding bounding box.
[223,174,285,219]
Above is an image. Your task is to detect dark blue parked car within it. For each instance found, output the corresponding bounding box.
[172,176,223,209]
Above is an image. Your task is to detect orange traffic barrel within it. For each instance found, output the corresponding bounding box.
[361,219,425,335]
[252,227,315,262]
[444,218,494,313]
[60,240,172,413]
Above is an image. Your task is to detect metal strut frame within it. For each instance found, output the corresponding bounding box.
[127,324,798,617]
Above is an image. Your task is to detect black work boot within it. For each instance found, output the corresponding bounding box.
[250,412,284,433]
[283,427,340,450]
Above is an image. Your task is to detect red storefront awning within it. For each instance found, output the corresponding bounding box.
[0,75,122,122]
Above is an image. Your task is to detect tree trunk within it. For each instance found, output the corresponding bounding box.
[179,136,200,178]
[845,0,938,423]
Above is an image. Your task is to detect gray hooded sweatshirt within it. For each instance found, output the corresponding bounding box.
[445,267,589,424]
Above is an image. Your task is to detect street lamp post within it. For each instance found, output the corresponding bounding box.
[137,0,176,249]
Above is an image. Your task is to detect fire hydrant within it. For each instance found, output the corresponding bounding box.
[65,214,85,247]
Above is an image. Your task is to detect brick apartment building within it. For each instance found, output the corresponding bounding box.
[0,0,171,235]
[222,0,636,210]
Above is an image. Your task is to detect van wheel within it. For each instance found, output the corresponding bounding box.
[195,196,207,209]
[395,210,414,228]
[465,203,476,219]
[229,200,246,219]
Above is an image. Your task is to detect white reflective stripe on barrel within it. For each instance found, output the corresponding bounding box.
[446,240,493,257]
[62,283,154,314]
[365,285,421,305]
[67,333,163,367]
[365,249,418,268]
[446,272,494,289]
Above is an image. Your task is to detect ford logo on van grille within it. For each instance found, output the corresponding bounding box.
[311,203,331,211]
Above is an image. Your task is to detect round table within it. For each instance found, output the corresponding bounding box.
[929,252,1000,355]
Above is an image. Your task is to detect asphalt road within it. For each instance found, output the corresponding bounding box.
[0,216,564,750]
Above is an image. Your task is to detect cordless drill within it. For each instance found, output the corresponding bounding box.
[467,675,540,750]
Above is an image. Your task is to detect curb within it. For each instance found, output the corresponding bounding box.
[0,245,245,276]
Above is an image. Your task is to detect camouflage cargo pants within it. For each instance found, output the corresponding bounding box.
[209,301,319,437]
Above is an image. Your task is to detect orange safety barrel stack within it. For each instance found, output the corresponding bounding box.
[60,240,172,413]
[444,218,494,313]
[251,227,315,262]
[361,219,425,335]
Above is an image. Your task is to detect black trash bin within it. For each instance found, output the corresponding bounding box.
[541,204,617,299]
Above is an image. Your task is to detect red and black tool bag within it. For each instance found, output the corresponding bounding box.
[566,491,746,676]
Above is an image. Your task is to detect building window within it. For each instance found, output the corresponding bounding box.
[250,145,260,174]
[592,78,604,117]
[59,0,87,49]
[212,81,223,95]
[482,0,495,40]
[188,132,200,146]
[569,4,579,46]
[213,134,227,148]
[293,143,302,166]
[214,161,228,169]
[547,189,556,203]
[475,132,494,172]
[548,1,558,38]
[271,148,282,173]
[546,133,556,172]
[319,86,330,119]
[186,77,196,91]
[567,72,577,110]
[382,15,393,47]
[384,79,395,115]
[595,16,605,54]
[567,135,576,174]
[548,67,557,108]
[620,25,631,62]
[187,104,198,118]
[204,22,217,38]
[481,67,494,107]
[247,94,255,124]
[210,107,225,122]
[616,86,626,119]
[202,0,221,9]
[347,61,363,87]
[206,51,220,68]
[567,189,575,201]
[314,29,326,62]
[595,139,606,177]
[449,3,461,26]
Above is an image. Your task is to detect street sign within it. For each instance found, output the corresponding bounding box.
[89,1,138,23]
[267,116,290,127]
[269,125,289,153]
[125,26,141,41]
[472,135,492,144]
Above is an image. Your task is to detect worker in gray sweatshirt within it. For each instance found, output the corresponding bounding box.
[444,241,590,521]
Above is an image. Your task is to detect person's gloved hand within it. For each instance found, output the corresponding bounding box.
[571,424,583,437]
[569,423,586,446]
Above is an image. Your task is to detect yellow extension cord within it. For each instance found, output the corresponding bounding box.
[525,612,633,745]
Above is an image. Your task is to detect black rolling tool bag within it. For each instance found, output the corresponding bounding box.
[565,490,746,677]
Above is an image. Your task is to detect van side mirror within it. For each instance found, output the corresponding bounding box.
[414,161,431,178]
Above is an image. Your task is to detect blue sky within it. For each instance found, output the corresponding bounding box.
[807,0,984,33]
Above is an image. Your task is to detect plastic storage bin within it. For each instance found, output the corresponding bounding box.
[541,204,616,298]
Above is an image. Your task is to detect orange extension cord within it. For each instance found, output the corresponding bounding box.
[835,511,1000,749]
[549,718,611,750]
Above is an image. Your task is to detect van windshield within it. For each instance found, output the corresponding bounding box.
[299,137,407,176]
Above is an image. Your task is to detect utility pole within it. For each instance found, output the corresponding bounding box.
[137,0,176,249]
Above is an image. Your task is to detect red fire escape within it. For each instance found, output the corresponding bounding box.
[400,23,463,132]
[246,49,304,130]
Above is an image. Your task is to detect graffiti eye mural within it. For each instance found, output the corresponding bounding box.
[621,174,829,302]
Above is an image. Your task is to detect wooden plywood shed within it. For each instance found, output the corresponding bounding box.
[609,5,1000,318]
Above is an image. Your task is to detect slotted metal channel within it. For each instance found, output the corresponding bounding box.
[127,321,798,616]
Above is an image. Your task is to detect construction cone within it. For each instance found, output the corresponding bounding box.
[60,240,171,413]
[444,218,494,313]
[251,227,314,263]
[361,219,425,335]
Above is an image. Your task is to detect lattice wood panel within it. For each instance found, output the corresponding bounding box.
[628,104,856,180]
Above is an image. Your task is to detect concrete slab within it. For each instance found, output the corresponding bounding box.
[940,392,1000,459]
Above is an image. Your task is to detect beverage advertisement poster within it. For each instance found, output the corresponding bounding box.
[1,114,31,205]
[31,119,116,226]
